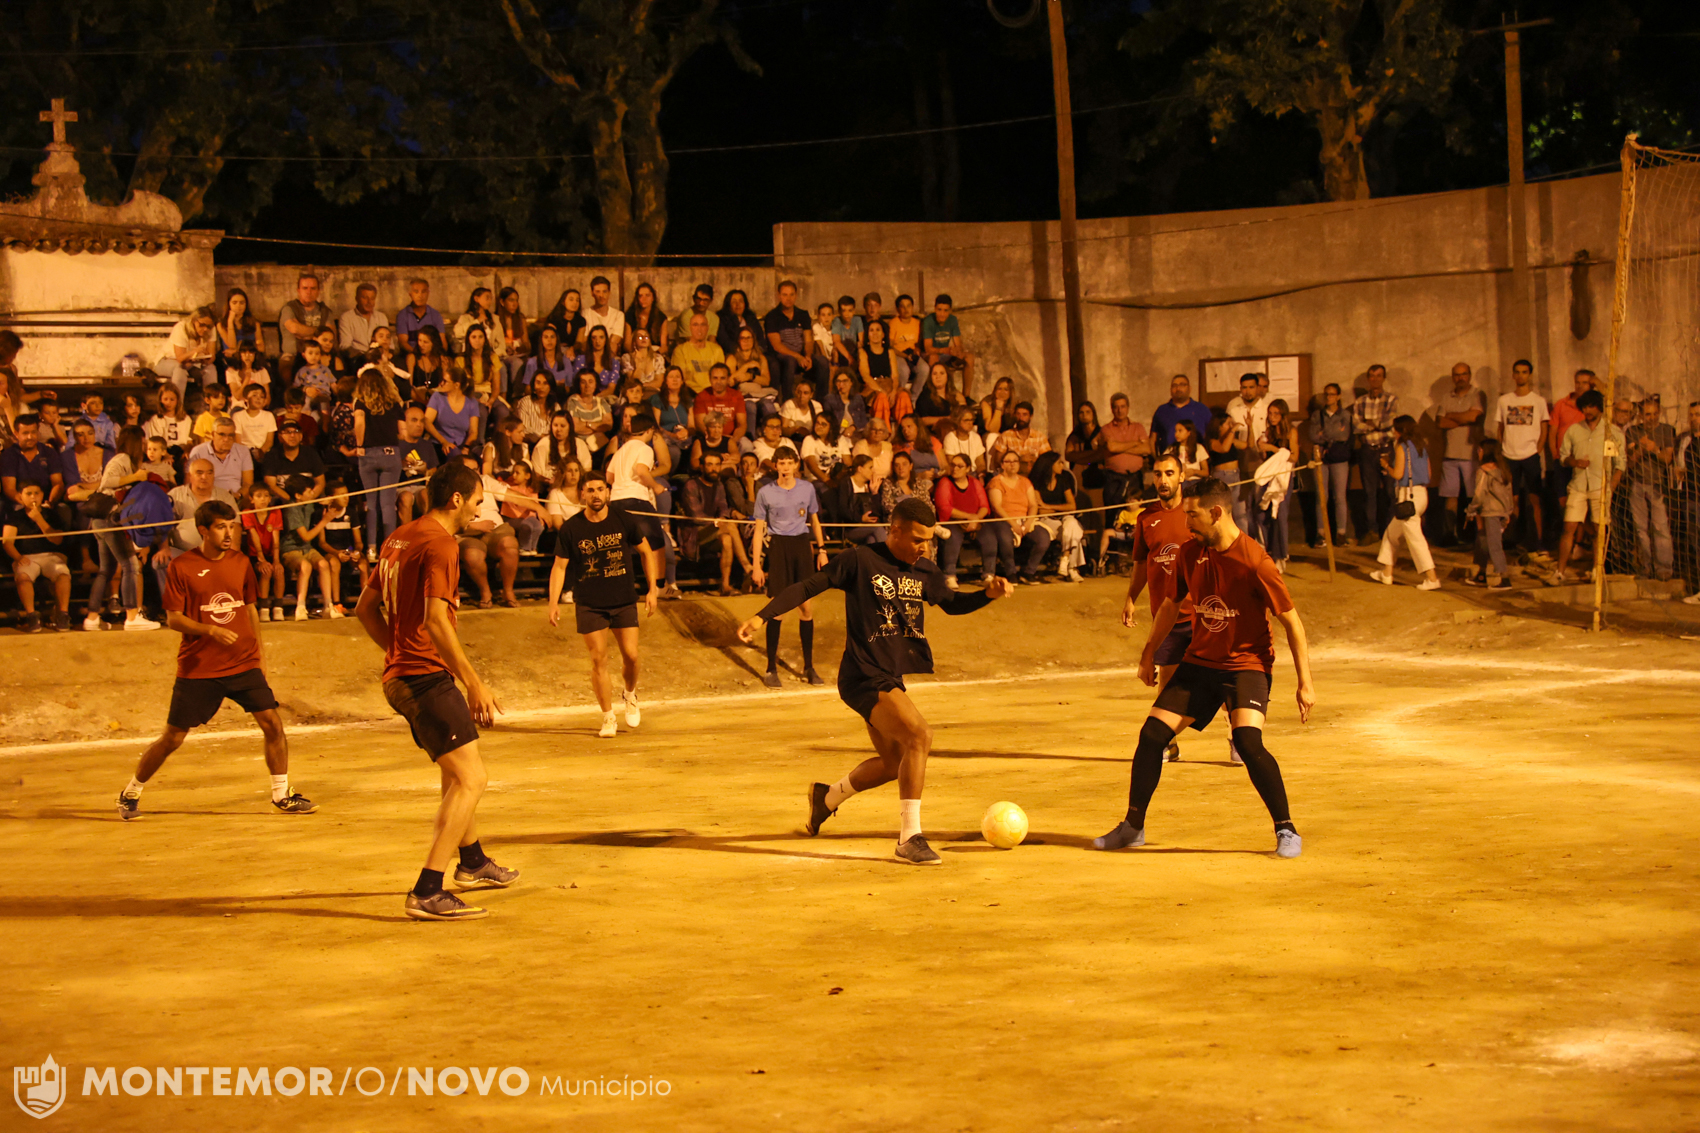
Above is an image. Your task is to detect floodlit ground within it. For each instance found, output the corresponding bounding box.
[2,564,1697,1132]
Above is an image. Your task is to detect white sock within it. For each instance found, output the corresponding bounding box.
[623,687,637,702]
[899,799,922,843]
[824,776,858,811]
[270,774,289,802]
[123,775,145,799]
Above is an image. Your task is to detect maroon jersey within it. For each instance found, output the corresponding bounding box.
[1129,500,1194,619]
[163,548,261,679]
[376,516,461,683]
[1173,534,1294,671]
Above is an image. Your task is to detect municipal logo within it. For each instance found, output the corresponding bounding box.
[202,593,245,624]
[13,1054,65,1119]
[1195,594,1237,632]
[870,574,896,599]
[1153,541,1180,568]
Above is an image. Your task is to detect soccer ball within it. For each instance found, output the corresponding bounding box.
[981,801,1029,849]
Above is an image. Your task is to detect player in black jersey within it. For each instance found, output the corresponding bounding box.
[737,497,1014,864]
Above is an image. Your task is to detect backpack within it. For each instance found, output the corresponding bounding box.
[113,479,177,550]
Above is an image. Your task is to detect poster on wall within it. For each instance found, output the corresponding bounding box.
[1205,357,1263,394]
[1267,355,1301,403]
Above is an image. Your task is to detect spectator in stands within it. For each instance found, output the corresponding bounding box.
[859,319,912,429]
[879,450,925,517]
[156,456,235,590]
[979,376,1016,439]
[337,282,389,364]
[691,412,736,476]
[648,366,693,462]
[1435,361,1484,546]
[853,415,895,482]
[61,417,109,510]
[751,414,790,471]
[452,286,499,358]
[577,325,621,393]
[689,362,745,441]
[933,452,995,590]
[1226,371,1268,458]
[145,386,195,456]
[1031,450,1085,582]
[913,357,965,432]
[1097,394,1148,507]
[895,413,941,474]
[91,425,159,630]
[540,288,587,355]
[673,312,725,395]
[274,388,319,445]
[2,413,64,520]
[520,324,575,401]
[920,293,974,398]
[1494,358,1549,551]
[1309,382,1352,544]
[810,302,840,379]
[823,453,883,545]
[765,280,821,398]
[402,326,451,404]
[277,472,337,619]
[497,461,546,553]
[450,453,521,608]
[1351,363,1398,545]
[779,378,822,443]
[1462,438,1515,590]
[990,400,1050,475]
[1149,374,1213,450]
[159,306,219,401]
[533,410,591,484]
[313,326,345,384]
[394,278,444,356]
[4,481,71,632]
[216,287,261,372]
[226,341,271,403]
[860,291,891,348]
[720,288,769,358]
[1624,394,1676,580]
[566,368,613,460]
[576,276,623,353]
[141,435,175,483]
[942,405,987,474]
[35,398,66,452]
[117,394,147,431]
[395,406,438,524]
[277,273,333,384]
[725,450,762,525]
[668,282,713,347]
[496,286,530,387]
[544,456,585,534]
[188,416,254,496]
[78,392,116,450]
[607,413,679,599]
[1552,390,1627,584]
[730,325,777,428]
[823,369,869,441]
[679,450,749,594]
[889,295,924,392]
[424,368,482,460]
[241,481,286,619]
[291,338,335,411]
[800,411,851,482]
[1371,414,1440,590]
[831,295,864,374]
[514,370,562,446]
[1206,413,1242,499]
[233,383,276,454]
[621,327,668,393]
[460,325,501,406]
[623,281,668,356]
[989,448,1050,584]
[259,415,326,503]
[352,366,406,550]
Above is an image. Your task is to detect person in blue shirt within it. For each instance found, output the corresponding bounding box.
[749,446,829,688]
[1149,374,1215,450]
[919,293,975,399]
[395,279,447,356]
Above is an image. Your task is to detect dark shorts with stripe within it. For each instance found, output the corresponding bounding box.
[167,668,279,730]
[1154,662,1272,732]
[765,533,816,596]
[384,671,479,761]
[839,667,904,723]
[576,603,639,634]
[1152,617,1193,666]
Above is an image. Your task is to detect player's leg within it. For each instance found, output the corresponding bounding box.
[865,689,938,863]
[612,624,642,727]
[762,610,785,688]
[118,724,190,819]
[250,706,316,813]
[1225,700,1300,858]
[408,741,491,920]
[797,597,821,684]
[582,626,618,737]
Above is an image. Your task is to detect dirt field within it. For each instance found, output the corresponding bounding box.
[3,563,1697,1131]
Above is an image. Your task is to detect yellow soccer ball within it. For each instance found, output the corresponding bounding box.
[981,801,1029,849]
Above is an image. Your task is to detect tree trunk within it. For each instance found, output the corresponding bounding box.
[126,123,176,199]
[624,92,670,262]
[589,113,638,258]
[1315,102,1371,201]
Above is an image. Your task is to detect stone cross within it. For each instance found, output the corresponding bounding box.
[39,99,78,146]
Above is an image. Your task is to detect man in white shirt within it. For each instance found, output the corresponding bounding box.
[941,406,987,472]
[607,413,680,599]
[1493,359,1550,548]
[336,283,390,364]
[581,275,626,354]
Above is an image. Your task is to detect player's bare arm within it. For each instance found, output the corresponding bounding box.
[166,609,238,647]
[1122,561,1150,628]
[423,596,501,726]
[637,538,660,616]
[546,556,571,626]
[1274,607,1315,723]
[353,585,392,651]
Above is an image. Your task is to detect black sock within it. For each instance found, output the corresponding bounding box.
[458,840,488,870]
[1125,716,1176,829]
[800,619,815,668]
[765,619,782,672]
[414,868,445,897]
[1231,726,1293,828]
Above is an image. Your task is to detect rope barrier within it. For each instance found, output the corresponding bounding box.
[63,470,431,539]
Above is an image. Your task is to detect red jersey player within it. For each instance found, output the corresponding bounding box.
[1096,475,1316,858]
[117,500,316,818]
[1121,453,1194,760]
[354,462,517,921]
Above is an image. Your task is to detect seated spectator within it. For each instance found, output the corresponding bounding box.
[242,481,286,619]
[79,392,117,450]
[648,366,694,467]
[779,378,822,442]
[396,405,439,524]
[533,410,594,485]
[765,280,822,397]
[396,278,447,356]
[337,282,390,365]
[145,386,195,456]
[116,394,148,431]
[35,398,68,452]
[691,412,737,475]
[576,325,621,393]
[913,360,965,432]
[519,324,575,402]
[751,414,790,472]
[724,450,763,521]
[932,452,998,590]
[716,288,763,358]
[232,383,276,454]
[624,281,668,358]
[216,287,262,371]
[496,286,531,388]
[188,416,255,496]
[453,286,501,359]
[545,457,585,531]
[158,305,219,401]
[823,369,868,441]
[811,302,841,378]
[824,454,884,545]
[1625,394,1676,581]
[979,376,1016,438]
[515,370,563,446]
[313,326,345,382]
[425,368,483,460]
[225,340,272,402]
[4,481,71,632]
[879,451,925,518]
[832,295,864,373]
[277,272,333,384]
[497,460,547,553]
[581,275,626,354]
[275,387,320,445]
[894,413,940,474]
[853,415,895,483]
[154,455,234,598]
[941,405,987,474]
[990,400,1051,476]
[402,326,451,404]
[259,419,325,500]
[291,339,335,409]
[141,435,176,484]
[2,413,64,522]
[621,326,667,393]
[859,320,912,429]
[728,325,776,427]
[678,450,750,595]
[920,293,974,398]
[672,312,724,394]
[190,385,228,445]
[860,291,891,352]
[566,370,613,460]
[988,448,1051,584]
[539,288,587,356]
[800,411,851,482]
[674,282,717,348]
[460,324,502,407]
[279,472,339,619]
[889,294,924,394]
[610,375,651,429]
[1031,451,1085,582]
[61,417,110,521]
[692,363,747,441]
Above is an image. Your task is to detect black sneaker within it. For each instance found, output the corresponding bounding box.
[52,611,70,632]
[453,859,520,889]
[18,612,40,634]
[1164,741,1181,762]
[1461,572,1487,587]
[804,668,825,686]
[1487,577,1513,591]
[761,671,782,689]
[404,890,488,921]
[116,792,141,820]
[804,782,836,836]
[271,792,318,814]
[895,834,942,865]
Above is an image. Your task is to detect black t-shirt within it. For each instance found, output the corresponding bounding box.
[1037,469,1075,507]
[262,444,328,483]
[557,509,649,610]
[5,510,60,556]
[914,387,955,419]
[356,400,404,447]
[763,306,811,355]
[757,542,991,688]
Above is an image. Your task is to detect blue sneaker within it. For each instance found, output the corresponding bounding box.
[1276,830,1302,858]
[1092,821,1145,850]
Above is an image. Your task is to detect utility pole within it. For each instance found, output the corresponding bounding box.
[1046,0,1089,413]
[1485,16,1551,382]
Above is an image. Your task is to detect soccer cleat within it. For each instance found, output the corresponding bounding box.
[1164,741,1181,762]
[404,890,489,921]
[622,691,641,728]
[598,711,618,738]
[761,671,783,689]
[804,668,825,686]
[271,792,318,814]
[1092,821,1145,850]
[453,859,520,889]
[1275,829,1303,858]
[1229,738,1244,765]
[804,782,836,836]
[895,834,942,865]
[116,792,141,820]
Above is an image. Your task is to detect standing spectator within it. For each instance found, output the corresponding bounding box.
[2,413,64,521]
[749,445,830,688]
[1252,399,1300,569]
[672,312,725,394]
[232,383,276,454]
[934,452,996,589]
[672,282,716,347]
[801,412,852,482]
[1435,361,1484,546]
[496,287,531,389]
[541,288,587,355]
[624,281,668,356]
[1149,374,1214,450]
[941,406,986,474]
[158,306,219,401]
[4,482,71,631]
[764,280,822,398]
[1462,438,1515,590]
[353,366,406,551]
[920,293,974,398]
[716,288,764,357]
[1352,363,1398,544]
[678,450,749,594]
[187,417,255,496]
[1031,451,1085,582]
[1226,372,1268,455]
[990,401,1051,476]
[1676,400,1700,603]
[1064,399,1107,496]
[92,426,161,629]
[396,278,447,356]
[1552,389,1626,585]
[337,282,390,363]
[581,275,626,353]
[453,286,500,358]
[988,448,1051,584]
[1371,415,1441,590]
[424,369,482,460]
[215,287,261,374]
[277,273,333,385]
[1544,368,1592,544]
[146,386,196,456]
[1493,358,1549,551]
[979,376,1016,438]
[1624,395,1676,581]
[260,419,326,500]
[1098,393,1150,506]
[1309,382,1353,544]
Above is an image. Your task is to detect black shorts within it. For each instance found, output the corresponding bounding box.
[1153,662,1272,731]
[1152,618,1193,666]
[1509,454,1543,498]
[167,669,278,730]
[609,498,664,556]
[839,667,904,722]
[576,603,639,634]
[765,533,815,597]
[384,671,479,761]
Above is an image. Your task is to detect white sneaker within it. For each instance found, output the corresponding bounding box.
[293,605,308,622]
[1416,578,1441,591]
[82,614,102,632]
[1065,570,1083,583]
[123,615,160,631]
[1683,592,1700,605]
[1369,569,1394,585]
[622,690,641,728]
[598,711,618,738]
[259,606,272,622]
[563,591,574,605]
[944,575,959,591]
[326,605,346,619]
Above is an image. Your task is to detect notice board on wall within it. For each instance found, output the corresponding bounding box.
[1197,354,1313,414]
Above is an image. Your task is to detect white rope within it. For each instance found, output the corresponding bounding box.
[72,472,430,538]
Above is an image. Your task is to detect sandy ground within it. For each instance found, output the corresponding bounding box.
[2,563,1697,1131]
